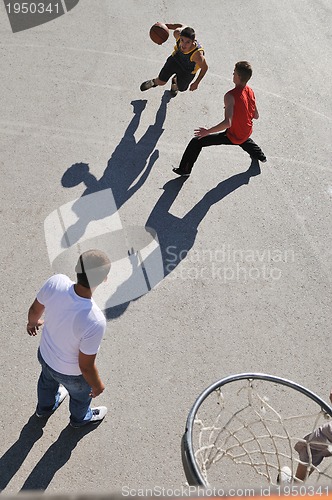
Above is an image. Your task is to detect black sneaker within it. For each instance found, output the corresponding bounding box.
[140,79,156,91]
[172,167,190,177]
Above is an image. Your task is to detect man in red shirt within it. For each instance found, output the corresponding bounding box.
[173,61,266,176]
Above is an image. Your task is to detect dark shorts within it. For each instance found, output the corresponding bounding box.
[159,55,195,92]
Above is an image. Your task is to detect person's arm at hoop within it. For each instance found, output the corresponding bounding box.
[295,387,332,482]
[194,92,234,139]
[190,51,208,91]
[79,351,105,398]
[27,298,45,335]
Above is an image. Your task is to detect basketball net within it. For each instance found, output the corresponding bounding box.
[193,379,332,486]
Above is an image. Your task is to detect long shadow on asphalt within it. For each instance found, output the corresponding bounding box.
[20,422,99,492]
[0,413,100,493]
[59,91,261,320]
[0,414,46,492]
[60,93,171,247]
[105,160,261,318]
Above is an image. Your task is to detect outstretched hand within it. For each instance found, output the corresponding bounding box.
[194,127,209,139]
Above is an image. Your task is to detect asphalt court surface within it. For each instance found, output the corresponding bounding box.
[0,0,331,495]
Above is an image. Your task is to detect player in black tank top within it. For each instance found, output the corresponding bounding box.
[140,24,208,96]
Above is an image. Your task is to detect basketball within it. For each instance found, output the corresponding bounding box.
[149,22,169,45]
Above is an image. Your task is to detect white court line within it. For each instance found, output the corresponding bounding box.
[1,43,331,166]
[0,119,110,143]
[0,42,161,64]
[0,117,330,174]
[1,42,331,122]
[266,165,332,282]
[0,119,102,136]
[59,0,67,12]
[209,72,332,123]
[53,79,123,90]
[263,156,332,169]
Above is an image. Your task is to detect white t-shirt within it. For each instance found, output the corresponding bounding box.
[37,274,106,375]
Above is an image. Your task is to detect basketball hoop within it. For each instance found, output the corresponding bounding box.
[182,373,332,487]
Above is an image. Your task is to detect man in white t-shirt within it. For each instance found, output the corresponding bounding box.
[27,249,111,428]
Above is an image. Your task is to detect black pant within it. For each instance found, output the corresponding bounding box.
[179,131,266,173]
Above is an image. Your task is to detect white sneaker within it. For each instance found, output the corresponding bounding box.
[36,385,68,418]
[90,406,108,424]
[277,466,292,484]
[70,406,108,428]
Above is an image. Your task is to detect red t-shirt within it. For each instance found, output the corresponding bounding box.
[226,85,256,144]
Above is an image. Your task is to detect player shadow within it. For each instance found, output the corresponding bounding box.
[0,412,99,492]
[60,92,171,247]
[0,413,47,492]
[104,160,260,318]
[0,413,101,493]
[19,423,99,491]
[145,160,261,275]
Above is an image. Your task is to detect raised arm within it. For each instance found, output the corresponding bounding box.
[165,23,186,40]
[194,92,234,139]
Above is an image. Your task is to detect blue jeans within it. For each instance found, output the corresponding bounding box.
[37,349,93,427]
